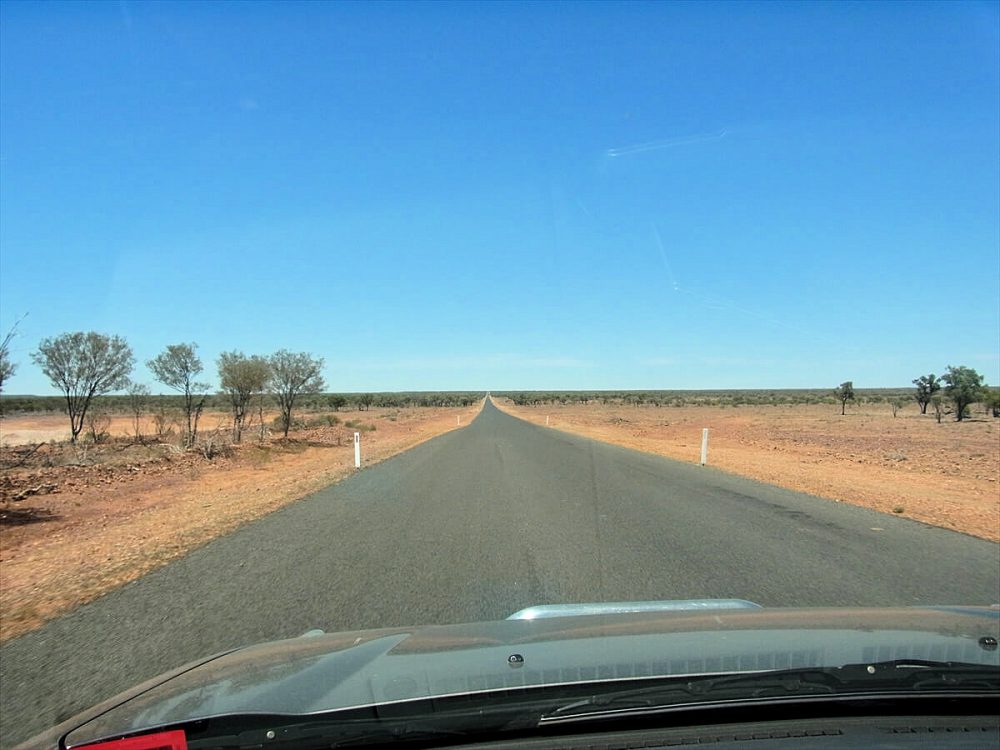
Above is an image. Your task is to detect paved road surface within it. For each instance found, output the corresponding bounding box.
[2,399,998,746]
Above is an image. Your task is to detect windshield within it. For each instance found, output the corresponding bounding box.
[0,2,998,747]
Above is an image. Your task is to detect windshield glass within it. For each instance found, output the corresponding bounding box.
[0,1,998,747]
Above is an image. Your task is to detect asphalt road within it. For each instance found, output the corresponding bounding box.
[2,398,998,746]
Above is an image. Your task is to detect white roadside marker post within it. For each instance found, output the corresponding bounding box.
[546,415,550,426]
[700,428,709,466]
[354,432,361,469]
[457,415,461,426]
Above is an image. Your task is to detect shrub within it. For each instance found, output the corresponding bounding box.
[304,414,340,428]
[197,430,233,460]
[344,419,376,432]
[271,415,307,432]
[85,412,112,444]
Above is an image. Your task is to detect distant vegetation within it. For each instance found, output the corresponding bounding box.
[498,383,1000,418]
[499,388,897,407]
[0,329,486,449]
[1,328,995,434]
[833,381,855,415]
[0,391,483,415]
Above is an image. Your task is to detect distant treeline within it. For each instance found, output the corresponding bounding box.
[0,391,484,415]
[497,389,922,407]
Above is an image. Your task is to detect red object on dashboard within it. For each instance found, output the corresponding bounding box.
[77,730,187,750]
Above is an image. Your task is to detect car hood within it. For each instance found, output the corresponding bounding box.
[27,605,1000,749]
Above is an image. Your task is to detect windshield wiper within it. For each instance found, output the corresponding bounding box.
[188,717,473,750]
[543,660,1000,722]
[180,661,998,746]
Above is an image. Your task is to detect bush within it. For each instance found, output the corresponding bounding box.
[85,412,112,444]
[270,415,306,432]
[152,408,179,440]
[344,419,376,432]
[304,414,341,428]
[197,431,233,461]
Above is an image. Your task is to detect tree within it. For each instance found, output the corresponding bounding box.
[941,365,984,422]
[148,343,209,446]
[833,381,855,415]
[983,389,1000,418]
[126,381,151,440]
[358,393,374,411]
[930,394,945,424]
[31,332,134,444]
[218,351,271,443]
[0,339,15,397]
[268,350,325,438]
[0,346,13,402]
[328,394,347,411]
[0,315,26,405]
[912,374,941,415]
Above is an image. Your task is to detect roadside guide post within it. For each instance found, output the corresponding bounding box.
[700,428,709,466]
[354,432,361,469]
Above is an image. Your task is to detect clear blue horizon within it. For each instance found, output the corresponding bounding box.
[2,1,998,396]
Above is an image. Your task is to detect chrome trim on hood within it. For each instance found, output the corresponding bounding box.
[507,599,763,620]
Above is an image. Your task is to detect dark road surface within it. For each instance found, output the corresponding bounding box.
[2,399,998,746]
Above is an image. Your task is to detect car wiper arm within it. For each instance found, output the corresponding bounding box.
[543,660,1000,721]
[178,661,998,745]
[189,717,472,750]
[839,659,1000,687]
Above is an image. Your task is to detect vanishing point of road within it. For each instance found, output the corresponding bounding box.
[2,399,998,746]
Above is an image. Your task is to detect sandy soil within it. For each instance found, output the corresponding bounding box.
[495,399,999,544]
[0,404,482,642]
[0,411,238,446]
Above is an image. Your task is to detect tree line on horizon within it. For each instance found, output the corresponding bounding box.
[0,327,996,446]
[501,378,999,420]
[8,333,327,445]
[833,368,998,422]
[0,328,488,449]
[0,331,485,446]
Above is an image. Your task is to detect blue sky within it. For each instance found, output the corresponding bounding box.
[1,1,998,394]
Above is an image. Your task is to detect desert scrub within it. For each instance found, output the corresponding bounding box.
[344,420,376,432]
[304,414,340,428]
